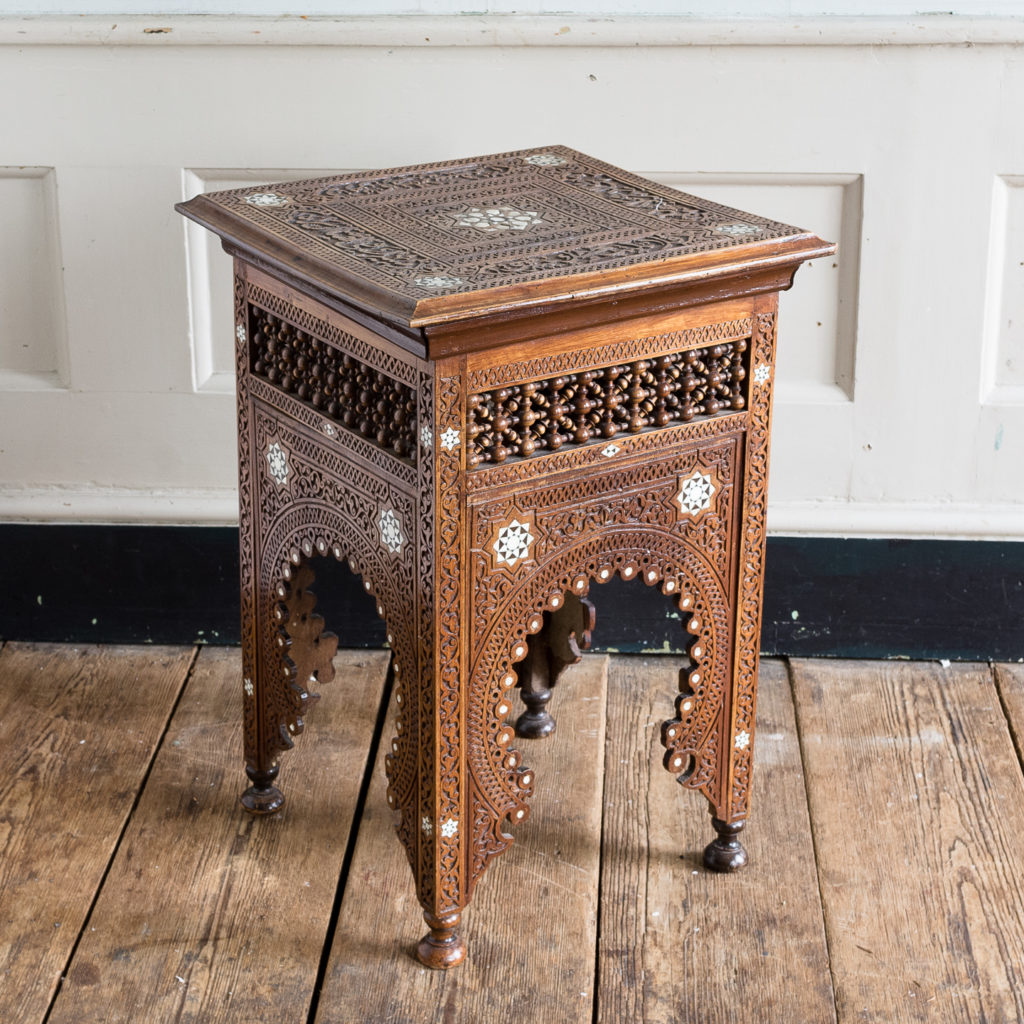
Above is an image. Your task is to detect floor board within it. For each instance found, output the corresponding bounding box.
[4,645,1024,1023]
[598,657,837,1024]
[316,655,609,1024]
[994,663,1024,770]
[0,643,192,1024]
[791,659,1024,1023]
[46,647,390,1024]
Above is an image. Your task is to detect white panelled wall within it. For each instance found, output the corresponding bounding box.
[1,15,1022,538]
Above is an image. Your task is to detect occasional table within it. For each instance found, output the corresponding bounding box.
[176,146,833,968]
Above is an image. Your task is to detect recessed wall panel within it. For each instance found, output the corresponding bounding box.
[983,176,1024,404]
[0,168,65,388]
[654,173,861,403]
[183,168,338,393]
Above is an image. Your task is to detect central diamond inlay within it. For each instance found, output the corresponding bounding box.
[454,206,544,234]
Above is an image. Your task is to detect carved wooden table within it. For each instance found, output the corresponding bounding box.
[177,146,833,969]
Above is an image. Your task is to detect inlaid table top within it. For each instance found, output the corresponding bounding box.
[177,145,832,332]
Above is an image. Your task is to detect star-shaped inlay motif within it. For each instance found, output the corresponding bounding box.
[493,518,535,569]
[440,818,459,839]
[523,153,567,166]
[415,274,464,290]
[266,442,288,486]
[420,425,433,450]
[735,730,751,751]
[716,222,762,237]
[244,192,289,207]
[753,363,771,385]
[421,815,433,836]
[236,323,246,343]
[440,427,461,452]
[676,469,715,517]
[379,507,404,555]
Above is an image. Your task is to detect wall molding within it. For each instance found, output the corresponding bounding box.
[0,487,239,525]
[3,488,1022,540]
[4,14,1024,48]
[767,500,1024,542]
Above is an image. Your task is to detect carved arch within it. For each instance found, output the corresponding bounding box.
[466,527,732,892]
[254,499,420,868]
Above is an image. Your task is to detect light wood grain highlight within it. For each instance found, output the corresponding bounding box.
[317,654,609,1024]
[598,656,837,1024]
[792,659,1024,1023]
[46,646,390,1024]
[0,642,192,1024]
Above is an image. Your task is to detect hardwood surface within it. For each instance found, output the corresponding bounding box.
[3,645,1024,1023]
[0,643,192,1024]
[995,663,1024,767]
[47,646,390,1024]
[317,654,608,1024]
[598,657,836,1024]
[791,659,1024,1023]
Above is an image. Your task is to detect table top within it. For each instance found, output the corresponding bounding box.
[177,145,832,332]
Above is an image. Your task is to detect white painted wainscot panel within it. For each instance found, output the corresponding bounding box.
[0,14,1022,539]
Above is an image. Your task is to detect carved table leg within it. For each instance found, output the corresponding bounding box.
[417,911,466,969]
[514,594,595,739]
[692,305,778,873]
[704,816,748,872]
[235,301,288,816]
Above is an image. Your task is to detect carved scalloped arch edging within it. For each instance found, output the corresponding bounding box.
[256,501,420,869]
[465,529,731,892]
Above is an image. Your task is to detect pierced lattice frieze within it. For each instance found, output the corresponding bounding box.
[249,376,417,488]
[466,339,748,466]
[249,304,418,461]
[465,318,753,393]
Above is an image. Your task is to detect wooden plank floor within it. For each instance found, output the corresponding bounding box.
[2,643,1024,1023]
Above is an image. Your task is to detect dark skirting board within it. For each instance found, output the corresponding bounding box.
[1,525,1021,661]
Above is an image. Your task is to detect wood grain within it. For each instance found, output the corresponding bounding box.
[461,296,753,379]
[0,642,193,1024]
[994,662,1024,769]
[597,656,836,1024]
[317,655,609,1024]
[792,659,1024,1023]
[46,646,390,1024]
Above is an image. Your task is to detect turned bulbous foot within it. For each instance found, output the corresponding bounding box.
[703,817,748,873]
[514,707,556,739]
[240,764,285,816]
[416,911,466,969]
